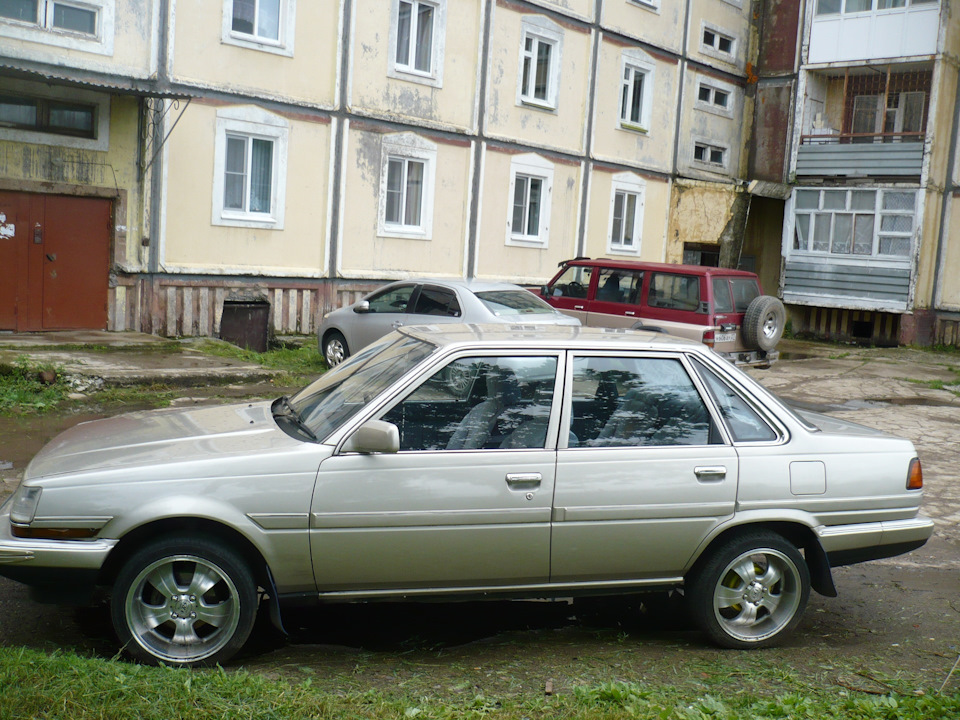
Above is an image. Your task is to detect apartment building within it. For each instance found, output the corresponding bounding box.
[774,0,960,345]
[0,0,904,344]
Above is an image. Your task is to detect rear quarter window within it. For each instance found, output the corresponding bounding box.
[648,273,701,312]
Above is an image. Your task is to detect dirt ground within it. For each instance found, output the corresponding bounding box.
[1,340,958,696]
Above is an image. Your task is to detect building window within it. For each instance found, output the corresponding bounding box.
[222,0,295,56]
[213,106,288,229]
[378,133,437,239]
[693,142,726,168]
[507,154,553,247]
[0,0,113,53]
[792,188,916,258]
[629,0,660,10]
[517,16,563,110]
[0,93,96,138]
[607,174,645,255]
[817,0,936,14]
[700,23,736,60]
[694,78,735,118]
[389,0,445,87]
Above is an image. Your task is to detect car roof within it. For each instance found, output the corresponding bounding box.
[560,258,758,279]
[383,278,535,293]
[398,323,706,353]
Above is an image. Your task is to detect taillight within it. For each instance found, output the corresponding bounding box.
[907,458,923,490]
[702,330,715,348]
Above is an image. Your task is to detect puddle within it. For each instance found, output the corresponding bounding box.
[778,353,819,361]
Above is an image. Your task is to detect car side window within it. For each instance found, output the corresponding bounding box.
[596,270,643,305]
[547,266,593,299]
[648,273,701,312]
[366,285,416,313]
[414,286,461,317]
[569,356,718,447]
[381,356,558,451]
[691,357,777,442]
[712,278,734,313]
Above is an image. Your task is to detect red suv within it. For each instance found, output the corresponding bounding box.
[540,258,784,367]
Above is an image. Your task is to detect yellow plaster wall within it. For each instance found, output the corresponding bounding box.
[601,1,685,53]
[582,171,670,262]
[664,181,738,263]
[484,6,592,155]
[686,0,752,73]
[161,103,329,274]
[170,0,338,106]
[474,148,581,284]
[939,195,960,308]
[527,0,594,22]
[350,0,482,132]
[591,39,678,172]
[338,127,470,278]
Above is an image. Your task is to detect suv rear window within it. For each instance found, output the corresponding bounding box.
[731,278,761,312]
[648,273,701,312]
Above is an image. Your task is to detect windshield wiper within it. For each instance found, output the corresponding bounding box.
[272,396,318,442]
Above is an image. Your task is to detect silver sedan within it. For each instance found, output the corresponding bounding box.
[0,325,932,667]
[317,279,580,367]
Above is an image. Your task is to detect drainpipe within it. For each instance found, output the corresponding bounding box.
[574,0,603,259]
[327,0,353,279]
[466,0,493,279]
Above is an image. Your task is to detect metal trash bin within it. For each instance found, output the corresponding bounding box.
[220,299,271,353]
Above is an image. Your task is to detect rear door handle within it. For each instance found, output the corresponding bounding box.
[695,466,726,482]
[505,472,542,490]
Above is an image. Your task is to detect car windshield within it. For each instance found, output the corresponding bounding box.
[475,290,555,316]
[289,334,436,442]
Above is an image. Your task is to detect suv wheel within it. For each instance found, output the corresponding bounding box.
[687,531,810,649]
[743,296,785,352]
[111,537,258,667]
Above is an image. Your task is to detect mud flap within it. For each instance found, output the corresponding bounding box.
[804,540,838,598]
[264,565,288,635]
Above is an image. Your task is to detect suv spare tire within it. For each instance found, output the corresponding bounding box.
[743,296,785,352]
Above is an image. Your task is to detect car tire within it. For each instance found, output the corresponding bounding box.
[686,531,810,649]
[323,331,350,368]
[111,536,258,667]
[743,296,785,352]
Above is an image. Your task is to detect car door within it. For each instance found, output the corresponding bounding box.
[351,283,418,351]
[550,352,738,583]
[310,352,563,593]
[542,265,595,324]
[404,284,463,327]
[585,269,644,328]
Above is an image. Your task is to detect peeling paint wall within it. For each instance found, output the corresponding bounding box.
[583,169,671,262]
[601,0,684,54]
[170,0,339,107]
[339,126,470,278]
[475,146,580,283]
[483,3,592,155]
[686,0,752,74]
[591,38,678,172]
[665,180,738,264]
[161,101,330,275]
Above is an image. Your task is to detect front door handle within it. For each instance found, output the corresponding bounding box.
[505,472,542,491]
[574,304,585,310]
[695,466,726,482]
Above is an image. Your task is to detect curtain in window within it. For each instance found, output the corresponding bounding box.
[526,177,542,236]
[259,0,280,40]
[404,160,423,226]
[250,138,273,213]
[0,96,37,126]
[53,3,97,34]
[622,193,636,246]
[232,0,255,34]
[534,41,551,100]
[224,136,247,211]
[512,177,528,233]
[385,159,403,223]
[415,3,433,72]
[396,1,412,65]
[0,0,37,22]
[48,104,94,133]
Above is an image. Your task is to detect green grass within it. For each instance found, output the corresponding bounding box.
[1,648,958,720]
[0,357,69,414]
[193,339,327,384]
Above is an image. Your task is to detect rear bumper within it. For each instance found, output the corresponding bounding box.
[817,516,934,567]
[718,349,779,368]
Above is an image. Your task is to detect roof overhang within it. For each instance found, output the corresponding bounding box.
[0,61,195,100]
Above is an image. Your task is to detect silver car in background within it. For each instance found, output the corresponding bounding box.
[0,325,932,667]
[317,279,580,367]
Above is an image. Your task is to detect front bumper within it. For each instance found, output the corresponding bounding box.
[817,516,934,567]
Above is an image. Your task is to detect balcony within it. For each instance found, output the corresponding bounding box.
[808,1,940,65]
[797,133,924,177]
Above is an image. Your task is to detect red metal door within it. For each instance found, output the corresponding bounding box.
[0,192,110,331]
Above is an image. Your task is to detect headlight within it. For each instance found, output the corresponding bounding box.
[9,486,42,524]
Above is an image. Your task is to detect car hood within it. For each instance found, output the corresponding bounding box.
[24,401,312,480]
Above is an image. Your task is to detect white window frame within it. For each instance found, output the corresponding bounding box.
[0,78,110,151]
[212,106,289,229]
[628,0,660,11]
[388,0,446,88]
[0,0,113,55]
[692,140,728,170]
[607,173,646,256]
[516,16,563,111]
[699,22,737,62]
[506,154,554,247]
[377,133,437,240]
[221,0,296,57]
[618,48,655,133]
[694,76,735,119]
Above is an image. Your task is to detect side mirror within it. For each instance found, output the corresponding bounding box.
[341,419,399,454]
[354,300,371,314]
